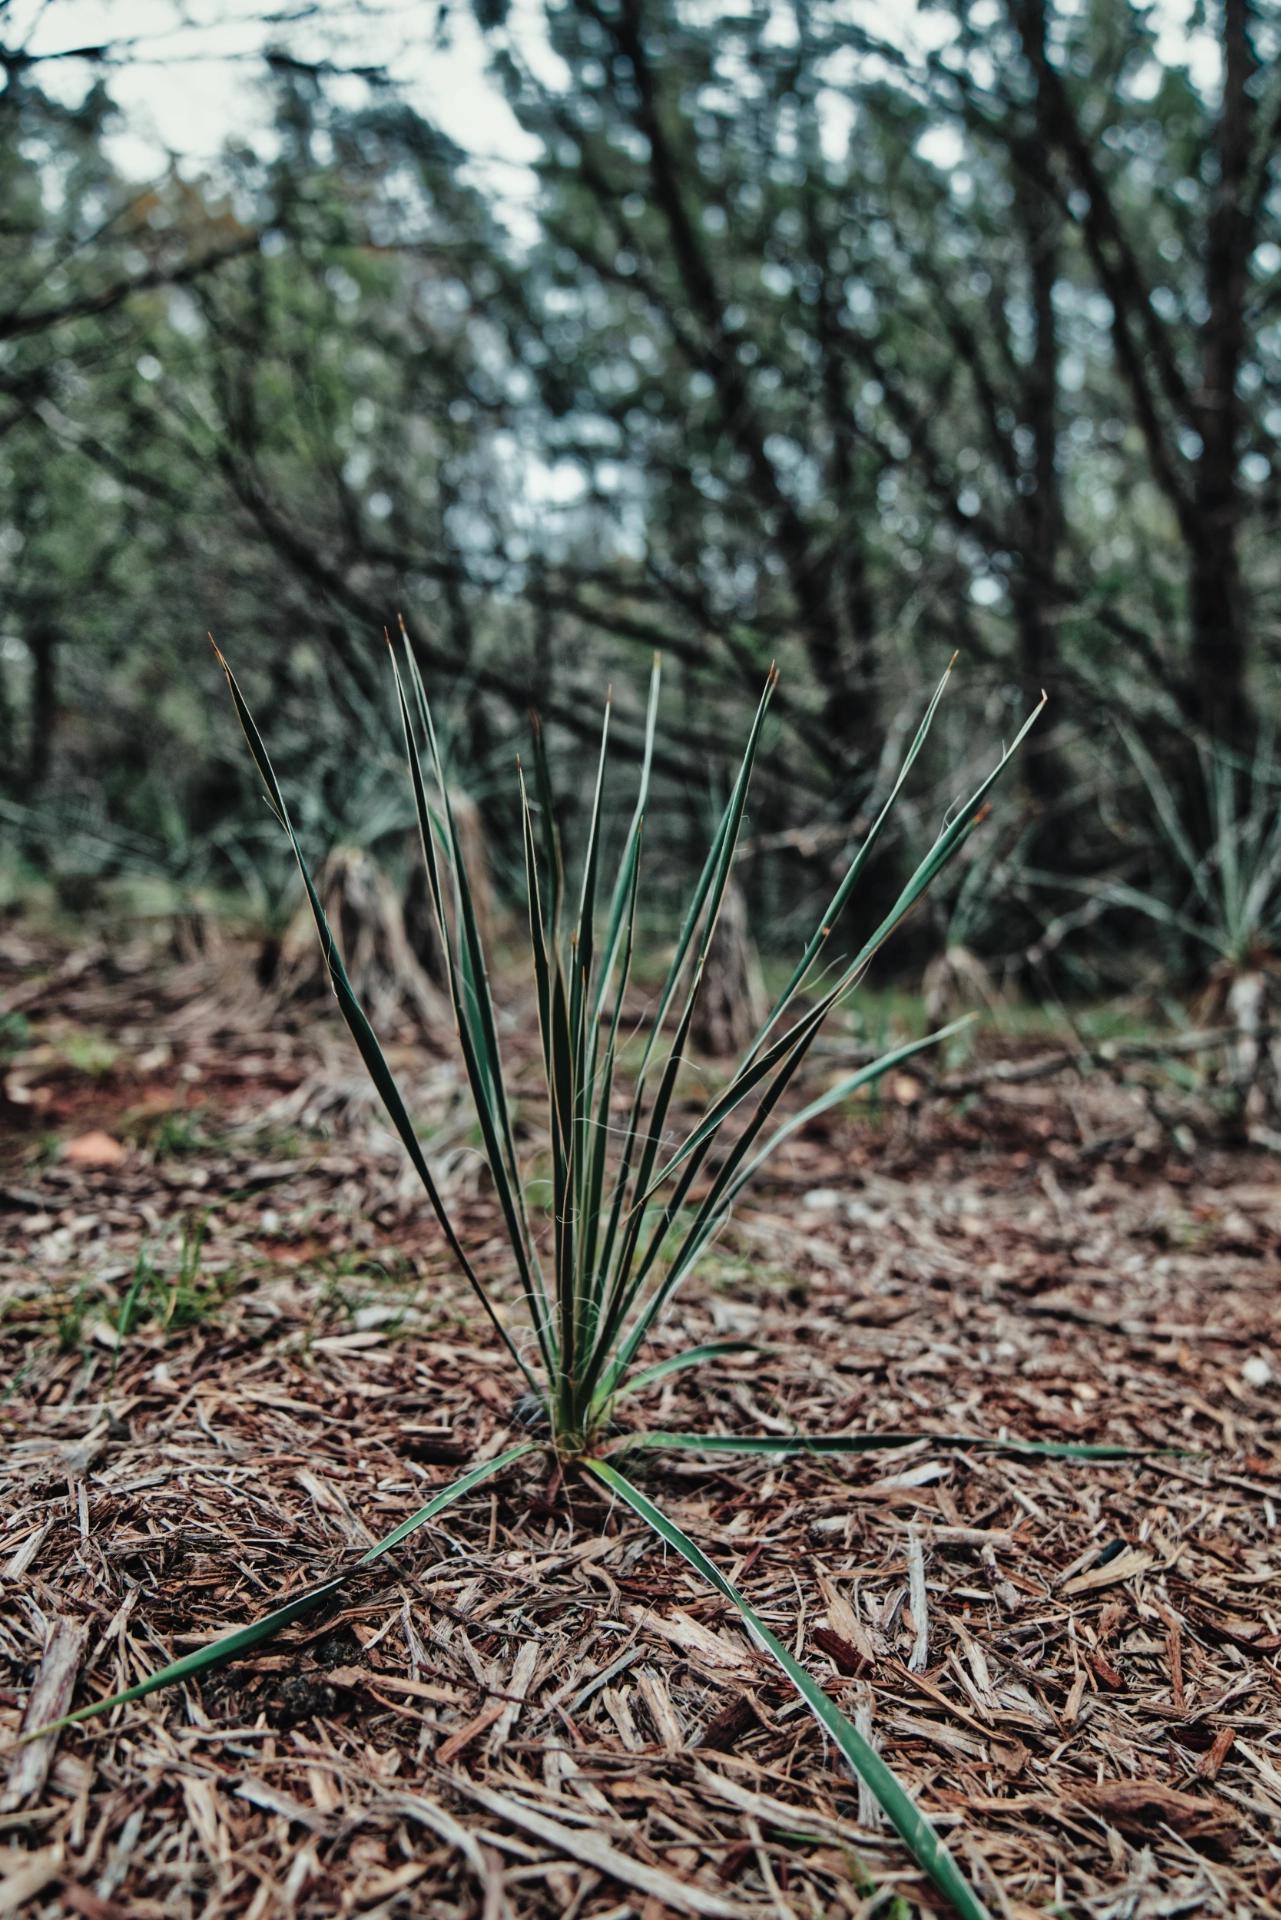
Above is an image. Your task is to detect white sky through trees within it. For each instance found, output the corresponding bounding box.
[3,0,1226,524]
[8,0,1220,199]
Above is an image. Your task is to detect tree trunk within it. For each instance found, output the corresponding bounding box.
[1187,535,1251,749]
[276,846,447,1034]
[691,879,765,1057]
[24,625,57,794]
[1188,0,1257,751]
[1012,0,1070,814]
[611,0,856,771]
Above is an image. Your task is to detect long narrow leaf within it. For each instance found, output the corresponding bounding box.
[583,670,779,1389]
[549,953,578,1394]
[580,822,644,1336]
[214,645,542,1401]
[519,760,556,1094]
[687,1018,973,1237]
[604,1013,968,1391]
[614,1431,1166,1461]
[570,692,614,1348]
[842,696,1047,972]
[573,689,612,1022]
[586,1458,994,1920]
[592,654,661,1022]
[747,656,957,1062]
[401,633,533,1240]
[612,954,923,1369]
[530,708,564,940]
[354,1440,537,1560]
[21,1442,536,1742]
[634,964,858,1204]
[624,666,778,1099]
[609,1341,762,1402]
[391,648,555,1375]
[605,989,841,1388]
[636,700,1045,1207]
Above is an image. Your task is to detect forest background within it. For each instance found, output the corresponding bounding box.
[3,0,1280,1018]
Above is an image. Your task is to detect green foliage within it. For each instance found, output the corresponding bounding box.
[1108,730,1281,975]
[141,1109,211,1160]
[108,1220,221,1382]
[0,1012,30,1060]
[221,639,1040,1453]
[56,1029,120,1079]
[121,1218,215,1332]
[56,1279,93,1355]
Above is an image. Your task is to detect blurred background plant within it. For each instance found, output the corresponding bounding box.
[1099,727,1281,1120]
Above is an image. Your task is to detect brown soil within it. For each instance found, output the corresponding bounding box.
[2,940,1278,1918]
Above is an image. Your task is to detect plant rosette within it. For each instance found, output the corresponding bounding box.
[17,640,1160,1920]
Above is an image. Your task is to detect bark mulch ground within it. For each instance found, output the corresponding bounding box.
[2,941,1279,1918]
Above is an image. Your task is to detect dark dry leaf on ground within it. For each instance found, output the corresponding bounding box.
[2,942,1279,1917]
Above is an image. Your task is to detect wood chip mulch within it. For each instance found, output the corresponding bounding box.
[2,944,1279,1917]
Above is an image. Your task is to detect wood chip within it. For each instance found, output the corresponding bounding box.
[451,1779,743,1917]
[0,1846,65,1915]
[1,1620,87,1814]
[1072,1779,1238,1842]
[1060,1547,1155,1596]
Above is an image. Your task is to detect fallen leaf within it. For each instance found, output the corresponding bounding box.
[62,1131,127,1168]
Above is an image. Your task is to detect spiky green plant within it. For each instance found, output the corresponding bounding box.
[1106,726,1281,976]
[25,643,1149,1920]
